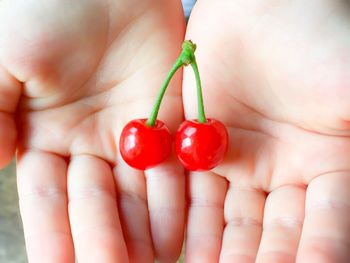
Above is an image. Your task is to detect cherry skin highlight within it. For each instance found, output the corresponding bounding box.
[175,119,229,171]
[119,119,172,170]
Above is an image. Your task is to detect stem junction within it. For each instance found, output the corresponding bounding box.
[146,40,207,127]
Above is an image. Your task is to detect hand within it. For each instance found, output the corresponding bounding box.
[183,0,350,262]
[0,0,185,262]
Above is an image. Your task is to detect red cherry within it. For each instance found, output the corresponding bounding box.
[119,119,172,170]
[175,119,229,171]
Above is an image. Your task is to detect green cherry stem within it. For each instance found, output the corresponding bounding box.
[191,58,207,124]
[146,58,183,127]
[146,40,207,127]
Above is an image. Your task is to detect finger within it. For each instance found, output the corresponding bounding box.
[297,172,350,263]
[256,186,305,263]
[0,67,21,168]
[145,160,186,262]
[185,171,227,263]
[67,155,128,263]
[17,150,74,263]
[114,160,153,263]
[219,184,266,263]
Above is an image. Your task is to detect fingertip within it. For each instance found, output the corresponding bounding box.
[297,237,350,263]
[151,210,185,263]
[145,161,186,263]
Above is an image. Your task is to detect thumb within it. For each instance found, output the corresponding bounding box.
[0,66,21,168]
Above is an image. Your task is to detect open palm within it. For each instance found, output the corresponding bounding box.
[183,0,350,262]
[0,0,186,262]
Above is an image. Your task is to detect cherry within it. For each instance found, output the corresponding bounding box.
[119,41,198,170]
[119,40,229,170]
[119,119,171,170]
[174,41,229,170]
[175,119,228,171]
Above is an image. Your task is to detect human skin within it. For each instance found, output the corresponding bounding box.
[183,0,350,262]
[0,0,349,262]
[0,0,185,262]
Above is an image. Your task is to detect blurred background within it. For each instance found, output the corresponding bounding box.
[0,163,26,263]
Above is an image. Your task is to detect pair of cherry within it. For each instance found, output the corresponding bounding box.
[119,41,229,171]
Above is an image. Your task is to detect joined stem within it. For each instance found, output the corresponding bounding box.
[146,40,207,127]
